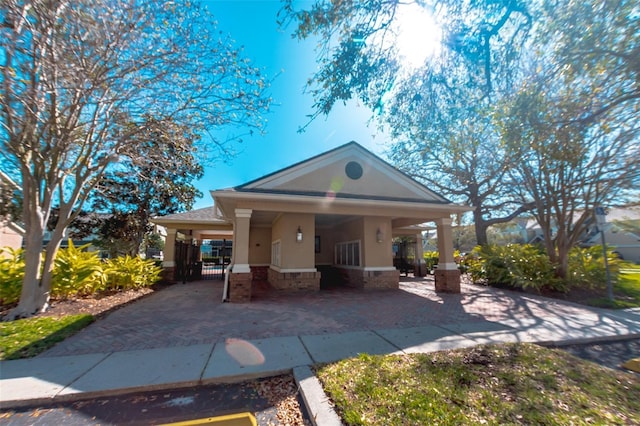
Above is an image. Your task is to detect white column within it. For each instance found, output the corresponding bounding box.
[436,217,457,270]
[233,209,252,273]
[163,228,177,268]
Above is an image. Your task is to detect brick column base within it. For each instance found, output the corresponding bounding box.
[267,268,321,292]
[434,268,461,293]
[251,266,269,282]
[229,272,253,302]
[161,266,175,283]
[339,268,399,290]
[363,269,399,289]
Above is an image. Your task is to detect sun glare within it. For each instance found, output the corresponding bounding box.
[393,3,442,69]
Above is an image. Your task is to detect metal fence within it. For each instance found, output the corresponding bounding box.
[174,240,229,282]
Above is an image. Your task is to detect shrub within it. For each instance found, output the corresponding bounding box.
[568,245,621,289]
[105,255,162,291]
[51,241,106,299]
[1,243,162,308]
[423,251,439,272]
[466,244,562,292]
[0,248,25,305]
[454,249,470,273]
[423,250,471,273]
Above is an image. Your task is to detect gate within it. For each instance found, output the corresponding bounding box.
[393,238,415,276]
[174,239,229,282]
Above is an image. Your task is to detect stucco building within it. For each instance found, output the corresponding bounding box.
[0,170,24,252]
[152,142,470,301]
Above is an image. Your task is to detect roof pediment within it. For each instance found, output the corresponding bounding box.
[233,142,449,204]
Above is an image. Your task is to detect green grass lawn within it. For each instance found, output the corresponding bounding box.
[587,265,640,309]
[0,314,94,360]
[316,343,640,425]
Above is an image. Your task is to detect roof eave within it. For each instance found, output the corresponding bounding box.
[211,189,471,213]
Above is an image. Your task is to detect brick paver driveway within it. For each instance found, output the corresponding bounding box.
[41,276,618,357]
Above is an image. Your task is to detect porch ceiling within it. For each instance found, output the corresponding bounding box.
[249,211,359,228]
[248,210,429,230]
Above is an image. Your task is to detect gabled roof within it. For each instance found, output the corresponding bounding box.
[1,218,25,235]
[0,170,20,190]
[228,141,450,204]
[157,206,221,222]
[151,206,231,227]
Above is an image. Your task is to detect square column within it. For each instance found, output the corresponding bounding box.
[161,228,177,282]
[414,232,425,277]
[435,217,461,293]
[229,209,252,302]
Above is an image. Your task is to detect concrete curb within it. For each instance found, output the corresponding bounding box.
[293,366,343,426]
[539,332,640,348]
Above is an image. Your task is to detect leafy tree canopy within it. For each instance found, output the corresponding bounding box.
[90,116,205,256]
[0,0,271,316]
[279,0,535,245]
[281,0,640,277]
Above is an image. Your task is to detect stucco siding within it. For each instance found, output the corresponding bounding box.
[0,221,23,252]
[248,226,271,265]
[362,216,393,267]
[272,213,316,269]
[314,227,335,265]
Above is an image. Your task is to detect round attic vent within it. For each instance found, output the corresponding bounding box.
[345,161,363,180]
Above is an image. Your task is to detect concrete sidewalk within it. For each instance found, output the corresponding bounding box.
[2,307,639,411]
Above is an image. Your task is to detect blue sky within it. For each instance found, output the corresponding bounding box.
[194,0,390,209]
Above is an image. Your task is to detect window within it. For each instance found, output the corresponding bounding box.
[335,240,361,267]
[271,240,281,267]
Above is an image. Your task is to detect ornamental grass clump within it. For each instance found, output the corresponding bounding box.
[1,241,162,307]
[51,241,106,299]
[105,255,162,291]
[0,248,24,305]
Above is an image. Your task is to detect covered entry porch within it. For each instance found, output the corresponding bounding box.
[213,199,466,302]
[153,142,471,302]
[154,207,464,301]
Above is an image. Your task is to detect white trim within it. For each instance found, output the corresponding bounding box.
[271,239,281,268]
[2,219,25,235]
[212,190,471,213]
[223,266,231,302]
[240,144,449,203]
[335,239,361,267]
[270,266,317,273]
[232,264,251,273]
[363,266,398,271]
[438,262,459,270]
[235,208,253,218]
[162,260,176,267]
[437,217,453,226]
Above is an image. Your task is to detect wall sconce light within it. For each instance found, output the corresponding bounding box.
[296,226,303,242]
[376,227,384,243]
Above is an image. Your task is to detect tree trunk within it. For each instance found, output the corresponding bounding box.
[554,236,570,280]
[10,210,46,318]
[9,203,67,318]
[472,202,537,248]
[39,226,66,308]
[473,206,489,246]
